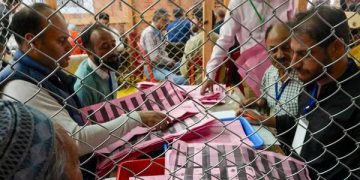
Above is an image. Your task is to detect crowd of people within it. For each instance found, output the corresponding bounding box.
[0,0,359,179]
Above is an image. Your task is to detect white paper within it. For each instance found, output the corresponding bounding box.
[292,117,309,154]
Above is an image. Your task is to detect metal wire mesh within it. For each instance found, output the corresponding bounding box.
[0,0,359,179]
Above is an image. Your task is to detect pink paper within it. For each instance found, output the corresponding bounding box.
[80,81,185,124]
[164,100,203,123]
[181,120,253,147]
[96,100,201,154]
[235,41,272,97]
[166,140,311,180]
[136,81,159,90]
[96,113,216,175]
[178,84,226,104]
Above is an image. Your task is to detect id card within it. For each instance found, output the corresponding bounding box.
[292,117,309,154]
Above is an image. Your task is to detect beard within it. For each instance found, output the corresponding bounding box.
[93,54,121,71]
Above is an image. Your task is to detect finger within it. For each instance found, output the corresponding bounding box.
[243,112,256,121]
[241,99,248,106]
[200,84,207,95]
[156,120,168,131]
[235,108,244,116]
[208,83,214,93]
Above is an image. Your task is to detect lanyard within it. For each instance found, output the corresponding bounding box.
[275,80,290,101]
[249,0,265,23]
[302,83,318,115]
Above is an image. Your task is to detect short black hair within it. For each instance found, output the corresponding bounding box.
[265,23,291,41]
[289,6,350,48]
[80,23,109,50]
[173,8,184,18]
[265,25,273,41]
[98,12,109,20]
[10,3,56,45]
[152,8,169,22]
[192,6,202,22]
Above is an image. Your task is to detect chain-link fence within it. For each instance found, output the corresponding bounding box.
[0,0,359,179]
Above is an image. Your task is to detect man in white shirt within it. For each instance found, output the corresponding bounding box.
[200,0,295,95]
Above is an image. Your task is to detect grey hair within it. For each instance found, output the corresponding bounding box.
[44,125,69,180]
[152,8,169,22]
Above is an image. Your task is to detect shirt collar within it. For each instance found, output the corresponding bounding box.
[87,58,110,80]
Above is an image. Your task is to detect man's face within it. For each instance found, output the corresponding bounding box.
[89,29,120,71]
[290,33,332,83]
[155,17,169,30]
[33,14,72,69]
[190,18,201,34]
[99,19,109,26]
[266,27,292,71]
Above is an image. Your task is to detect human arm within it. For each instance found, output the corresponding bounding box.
[241,97,267,109]
[201,0,241,94]
[1,80,169,156]
[205,0,242,80]
[73,81,94,107]
[235,108,276,128]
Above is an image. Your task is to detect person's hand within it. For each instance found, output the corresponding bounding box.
[167,61,176,68]
[241,97,258,107]
[139,111,170,131]
[235,108,264,125]
[241,97,267,109]
[200,79,215,95]
[236,108,276,127]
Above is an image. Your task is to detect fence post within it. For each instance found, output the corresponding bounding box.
[202,0,214,80]
[296,0,308,12]
[45,0,57,9]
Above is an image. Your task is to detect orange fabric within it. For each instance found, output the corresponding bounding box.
[189,57,202,85]
[68,30,85,55]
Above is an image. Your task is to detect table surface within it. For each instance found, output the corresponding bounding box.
[208,87,282,150]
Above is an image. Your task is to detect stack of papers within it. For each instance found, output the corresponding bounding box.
[178,84,226,104]
[165,140,310,179]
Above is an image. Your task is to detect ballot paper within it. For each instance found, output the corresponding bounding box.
[96,100,203,154]
[80,81,185,124]
[136,81,159,90]
[165,140,310,180]
[96,113,216,176]
[180,120,253,147]
[178,84,226,104]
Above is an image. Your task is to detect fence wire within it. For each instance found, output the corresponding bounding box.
[0,0,359,179]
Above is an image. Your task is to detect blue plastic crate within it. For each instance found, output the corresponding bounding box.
[219,115,264,149]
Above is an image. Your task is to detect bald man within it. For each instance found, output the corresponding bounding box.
[242,23,302,117]
[0,3,169,179]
